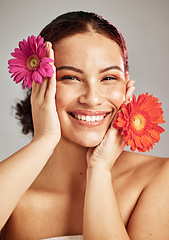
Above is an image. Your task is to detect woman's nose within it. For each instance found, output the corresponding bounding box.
[78,84,104,107]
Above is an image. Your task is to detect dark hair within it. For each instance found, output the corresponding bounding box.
[15,11,129,135]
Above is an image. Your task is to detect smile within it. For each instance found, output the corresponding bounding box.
[72,114,105,122]
[68,111,111,126]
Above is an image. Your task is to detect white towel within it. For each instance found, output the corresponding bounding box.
[43,235,83,240]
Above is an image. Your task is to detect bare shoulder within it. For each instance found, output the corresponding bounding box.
[143,154,169,204]
[113,150,169,198]
[1,187,74,239]
[1,190,40,239]
[1,189,59,239]
[125,151,169,239]
[120,150,169,181]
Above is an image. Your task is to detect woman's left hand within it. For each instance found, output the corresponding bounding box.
[87,80,135,171]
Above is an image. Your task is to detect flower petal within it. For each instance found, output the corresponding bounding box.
[42,57,54,63]
[113,93,165,152]
[38,67,47,77]
[8,58,26,67]
[40,61,54,77]
[37,45,46,59]
[11,48,27,60]
[24,72,33,89]
[8,66,25,73]
[19,40,32,56]
[32,71,43,84]
[14,70,27,84]
[28,35,37,53]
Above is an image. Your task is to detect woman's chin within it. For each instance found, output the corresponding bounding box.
[74,135,104,148]
[61,135,102,148]
[61,129,106,148]
[81,140,101,148]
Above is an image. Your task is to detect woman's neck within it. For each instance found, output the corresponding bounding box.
[33,137,88,193]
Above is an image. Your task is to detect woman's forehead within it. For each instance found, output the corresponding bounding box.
[53,33,124,70]
[53,32,121,49]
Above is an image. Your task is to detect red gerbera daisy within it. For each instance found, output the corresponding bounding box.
[113,93,165,152]
[8,35,54,89]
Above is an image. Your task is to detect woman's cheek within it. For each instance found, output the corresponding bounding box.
[55,83,62,109]
[55,83,68,115]
[108,84,126,109]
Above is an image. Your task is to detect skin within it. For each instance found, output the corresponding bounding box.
[1,33,169,240]
[55,33,127,147]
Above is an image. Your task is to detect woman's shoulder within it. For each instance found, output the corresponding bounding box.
[121,150,169,185]
[125,151,169,237]
[121,150,169,168]
[2,188,65,239]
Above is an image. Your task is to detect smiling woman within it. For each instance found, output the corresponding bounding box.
[54,33,126,147]
[1,11,169,240]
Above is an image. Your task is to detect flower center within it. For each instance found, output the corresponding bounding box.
[30,58,38,68]
[132,113,146,131]
[26,54,40,71]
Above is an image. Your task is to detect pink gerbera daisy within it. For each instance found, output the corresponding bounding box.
[8,35,54,89]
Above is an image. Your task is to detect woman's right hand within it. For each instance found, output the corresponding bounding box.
[31,42,61,145]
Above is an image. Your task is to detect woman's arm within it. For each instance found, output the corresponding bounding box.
[84,168,129,240]
[0,135,56,230]
[0,43,60,230]
[83,128,129,240]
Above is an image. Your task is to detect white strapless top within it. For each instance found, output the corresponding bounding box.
[43,235,83,240]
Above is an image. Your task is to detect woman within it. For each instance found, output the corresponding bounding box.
[1,11,169,240]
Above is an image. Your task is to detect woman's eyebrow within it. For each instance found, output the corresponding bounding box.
[100,66,123,73]
[56,66,84,73]
[56,65,122,74]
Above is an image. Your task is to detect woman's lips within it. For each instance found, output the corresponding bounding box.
[68,110,111,127]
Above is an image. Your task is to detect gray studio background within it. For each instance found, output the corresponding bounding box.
[0,0,169,161]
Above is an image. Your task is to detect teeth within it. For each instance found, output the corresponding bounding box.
[91,116,96,121]
[86,116,90,122]
[73,114,105,122]
[81,115,86,121]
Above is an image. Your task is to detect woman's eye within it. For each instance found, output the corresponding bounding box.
[101,76,117,81]
[61,75,79,81]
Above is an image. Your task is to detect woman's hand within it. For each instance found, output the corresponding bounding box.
[87,80,135,171]
[31,42,61,145]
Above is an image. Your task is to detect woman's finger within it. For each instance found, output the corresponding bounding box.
[31,81,37,94]
[125,80,135,102]
[38,42,53,98]
[126,86,135,102]
[127,80,135,88]
[34,42,55,101]
[45,44,56,101]
[37,77,49,100]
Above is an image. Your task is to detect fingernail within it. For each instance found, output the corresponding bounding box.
[130,80,135,85]
[49,42,52,49]
[50,49,55,60]
[46,42,52,49]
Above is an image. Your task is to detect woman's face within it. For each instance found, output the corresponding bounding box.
[54,33,128,147]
